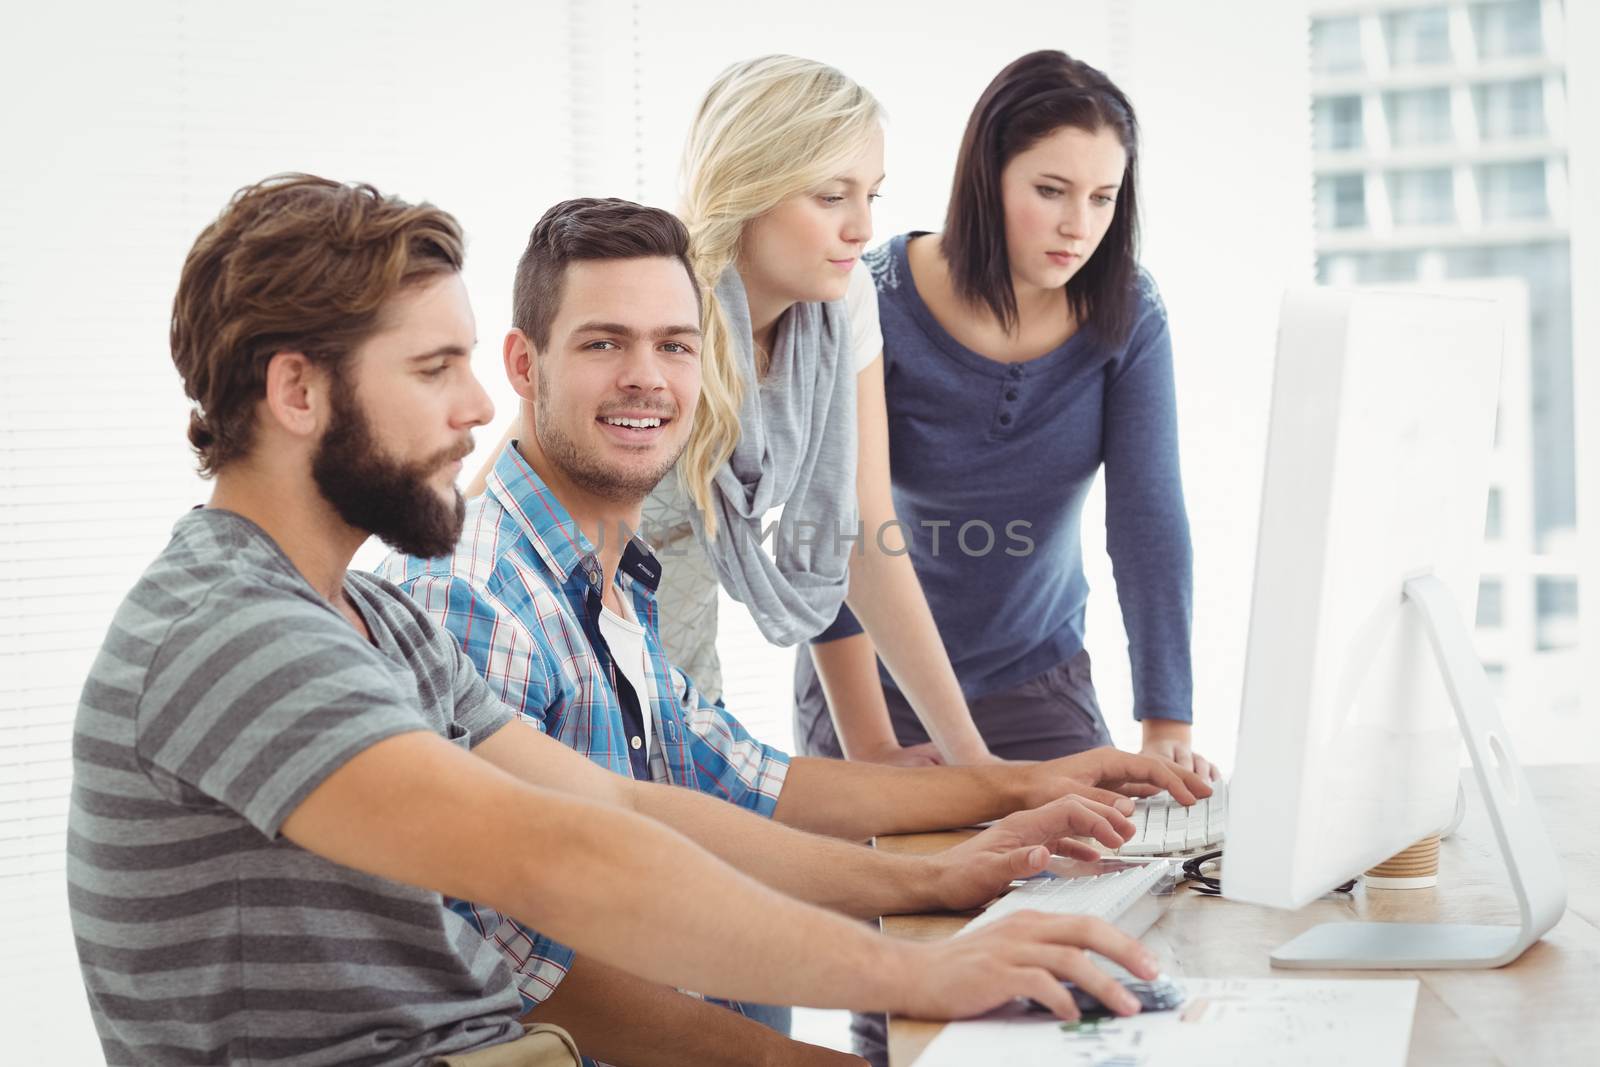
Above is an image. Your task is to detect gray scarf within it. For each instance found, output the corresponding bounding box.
[690,266,859,646]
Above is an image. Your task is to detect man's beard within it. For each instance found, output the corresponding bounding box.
[534,387,684,503]
[311,374,469,559]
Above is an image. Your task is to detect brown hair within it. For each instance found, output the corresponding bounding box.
[944,51,1141,344]
[511,197,699,352]
[170,173,465,475]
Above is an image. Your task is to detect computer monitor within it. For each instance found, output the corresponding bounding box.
[1222,287,1567,969]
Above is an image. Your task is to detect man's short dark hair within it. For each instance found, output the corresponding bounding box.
[512,198,699,351]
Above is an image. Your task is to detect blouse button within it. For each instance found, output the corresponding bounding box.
[999,413,1013,426]
[631,735,643,750]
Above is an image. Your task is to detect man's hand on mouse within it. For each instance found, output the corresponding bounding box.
[885,913,1158,1022]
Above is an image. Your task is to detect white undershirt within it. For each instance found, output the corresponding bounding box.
[844,257,884,374]
[597,591,652,757]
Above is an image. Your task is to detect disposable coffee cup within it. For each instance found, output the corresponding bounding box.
[1364,834,1441,890]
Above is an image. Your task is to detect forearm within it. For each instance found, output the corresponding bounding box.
[1108,546,1193,725]
[503,791,911,1006]
[1104,320,1195,727]
[629,778,939,917]
[526,955,860,1067]
[775,756,1024,839]
[844,549,990,763]
[850,357,990,764]
[284,734,911,1011]
[808,633,902,759]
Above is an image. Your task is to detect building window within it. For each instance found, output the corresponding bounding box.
[1477,161,1548,221]
[1356,250,1420,282]
[1472,1,1543,60]
[1316,174,1368,229]
[1312,17,1364,75]
[1474,78,1546,140]
[1384,7,1452,67]
[1385,87,1454,147]
[1314,96,1364,151]
[1443,245,1498,277]
[1387,168,1455,226]
[1476,578,1505,628]
[1486,487,1503,538]
[1536,576,1578,650]
[1316,254,1360,284]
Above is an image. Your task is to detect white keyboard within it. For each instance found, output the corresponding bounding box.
[1119,779,1228,857]
[959,858,1179,936]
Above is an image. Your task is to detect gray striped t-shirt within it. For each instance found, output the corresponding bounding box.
[69,509,526,1065]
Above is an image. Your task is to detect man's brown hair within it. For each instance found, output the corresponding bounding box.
[170,173,465,475]
[511,198,699,352]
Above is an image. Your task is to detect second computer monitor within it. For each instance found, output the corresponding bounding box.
[1223,286,1502,911]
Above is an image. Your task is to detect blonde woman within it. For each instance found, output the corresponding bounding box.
[628,54,1017,768]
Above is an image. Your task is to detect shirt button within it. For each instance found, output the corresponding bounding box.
[999,413,1013,425]
[1005,389,1018,401]
[630,736,643,750]
[1009,366,1023,379]
[588,571,601,586]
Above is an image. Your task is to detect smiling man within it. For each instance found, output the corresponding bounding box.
[384,198,1210,1064]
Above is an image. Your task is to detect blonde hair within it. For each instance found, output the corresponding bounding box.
[676,55,882,538]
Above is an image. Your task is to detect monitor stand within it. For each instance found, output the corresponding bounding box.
[1270,574,1568,969]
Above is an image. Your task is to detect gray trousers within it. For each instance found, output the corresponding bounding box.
[794,647,1113,762]
[792,649,1113,1065]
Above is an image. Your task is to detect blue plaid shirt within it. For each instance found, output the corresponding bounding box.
[382,441,790,1010]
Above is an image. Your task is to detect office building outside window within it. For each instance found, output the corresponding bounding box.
[1472,0,1544,60]
[1358,249,1422,283]
[1385,87,1454,147]
[1312,16,1364,74]
[1310,0,1586,763]
[1317,173,1367,229]
[1478,160,1549,221]
[1474,78,1548,140]
[1388,168,1456,225]
[1478,578,1507,628]
[1314,95,1364,152]
[1384,7,1453,66]
[1537,577,1580,651]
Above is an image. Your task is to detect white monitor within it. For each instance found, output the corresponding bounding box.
[1222,287,1566,969]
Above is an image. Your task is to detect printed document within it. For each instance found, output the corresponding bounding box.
[913,978,1418,1066]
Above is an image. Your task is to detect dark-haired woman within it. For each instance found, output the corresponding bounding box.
[796,50,1218,781]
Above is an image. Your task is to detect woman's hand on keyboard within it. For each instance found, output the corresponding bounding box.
[926,795,1136,911]
[1019,748,1213,810]
[890,912,1159,1022]
[1140,719,1221,782]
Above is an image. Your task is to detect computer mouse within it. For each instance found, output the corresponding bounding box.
[1024,975,1185,1020]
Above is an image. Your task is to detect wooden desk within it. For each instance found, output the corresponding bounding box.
[880,764,1600,1066]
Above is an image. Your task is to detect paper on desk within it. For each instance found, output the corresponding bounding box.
[912,978,1418,1067]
